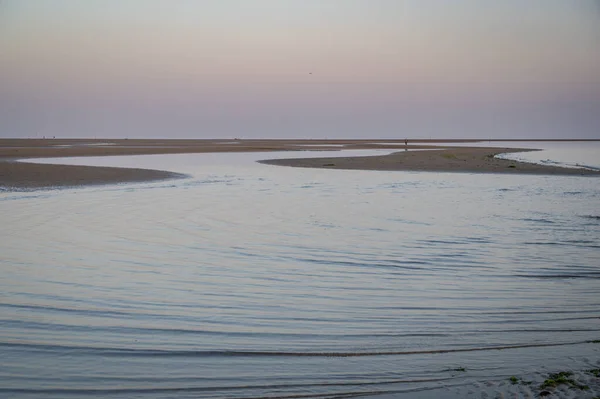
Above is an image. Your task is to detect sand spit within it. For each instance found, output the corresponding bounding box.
[1,139,599,189]
[0,161,186,190]
[259,147,600,176]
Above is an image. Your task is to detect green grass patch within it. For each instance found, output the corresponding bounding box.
[589,369,600,377]
[539,371,589,391]
[441,153,458,160]
[509,376,532,386]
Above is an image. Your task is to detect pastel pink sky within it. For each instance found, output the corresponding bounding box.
[1,1,599,138]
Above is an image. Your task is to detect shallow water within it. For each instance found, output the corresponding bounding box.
[461,141,600,170]
[496,142,600,171]
[1,145,600,398]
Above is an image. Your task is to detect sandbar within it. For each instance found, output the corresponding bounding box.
[259,146,600,176]
[1,139,599,190]
[0,161,186,190]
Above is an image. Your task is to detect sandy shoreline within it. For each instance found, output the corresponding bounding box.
[258,146,600,176]
[1,139,599,190]
[0,161,187,190]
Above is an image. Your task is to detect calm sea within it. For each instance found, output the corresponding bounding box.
[1,143,599,398]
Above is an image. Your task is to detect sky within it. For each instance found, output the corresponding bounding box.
[1,0,599,139]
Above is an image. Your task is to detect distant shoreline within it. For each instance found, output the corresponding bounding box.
[2,138,600,160]
[1,139,599,190]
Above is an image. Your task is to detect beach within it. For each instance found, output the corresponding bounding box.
[258,146,600,175]
[3,2,599,397]
[0,161,187,190]
[1,139,599,189]
[1,139,599,398]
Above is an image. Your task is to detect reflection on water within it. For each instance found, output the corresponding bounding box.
[1,147,600,398]
[473,141,600,171]
[497,145,600,171]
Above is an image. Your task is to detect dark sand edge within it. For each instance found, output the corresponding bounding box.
[258,147,600,176]
[0,160,188,191]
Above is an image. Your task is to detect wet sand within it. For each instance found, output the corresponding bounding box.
[258,146,600,176]
[0,138,470,159]
[0,161,186,190]
[1,139,599,190]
